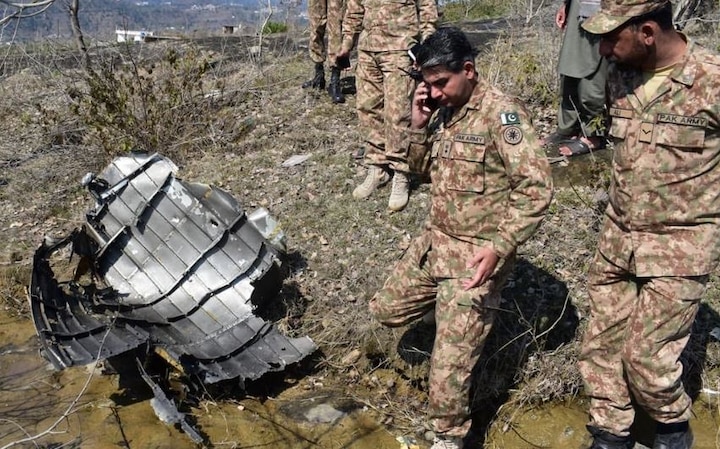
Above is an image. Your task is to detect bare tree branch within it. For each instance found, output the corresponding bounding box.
[256,0,273,64]
[66,0,89,69]
[0,0,55,27]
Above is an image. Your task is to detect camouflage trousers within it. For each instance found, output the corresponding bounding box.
[579,224,705,437]
[356,49,414,172]
[308,0,344,64]
[369,231,513,437]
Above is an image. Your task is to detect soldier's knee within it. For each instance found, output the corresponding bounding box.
[368,295,391,322]
[368,295,411,327]
[621,342,655,391]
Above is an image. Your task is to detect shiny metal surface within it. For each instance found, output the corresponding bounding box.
[30,152,316,384]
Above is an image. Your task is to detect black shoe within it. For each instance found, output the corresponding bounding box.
[302,62,325,90]
[587,426,634,449]
[328,67,345,104]
[653,422,693,449]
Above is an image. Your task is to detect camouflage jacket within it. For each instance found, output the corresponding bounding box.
[340,0,437,53]
[405,77,553,277]
[604,39,720,276]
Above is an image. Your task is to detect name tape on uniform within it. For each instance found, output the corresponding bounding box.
[656,113,708,128]
[454,134,485,145]
[609,107,633,119]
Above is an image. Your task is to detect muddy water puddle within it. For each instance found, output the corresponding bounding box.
[489,399,719,449]
[0,309,399,449]
[1,308,718,449]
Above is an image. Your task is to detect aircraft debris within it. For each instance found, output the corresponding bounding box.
[29,152,316,386]
[137,359,204,444]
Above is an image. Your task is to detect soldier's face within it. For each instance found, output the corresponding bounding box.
[599,22,651,67]
[421,61,476,108]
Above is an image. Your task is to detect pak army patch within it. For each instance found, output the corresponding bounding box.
[503,126,523,145]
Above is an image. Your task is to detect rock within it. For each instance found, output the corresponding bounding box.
[341,349,362,365]
[304,403,346,423]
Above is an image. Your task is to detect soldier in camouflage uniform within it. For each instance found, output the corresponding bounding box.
[337,0,437,211]
[302,0,346,103]
[578,1,720,448]
[369,28,553,449]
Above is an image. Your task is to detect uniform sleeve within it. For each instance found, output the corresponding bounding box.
[490,104,553,259]
[404,127,432,174]
[341,0,364,54]
[417,0,438,42]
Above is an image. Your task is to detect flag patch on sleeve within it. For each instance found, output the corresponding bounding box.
[500,112,520,125]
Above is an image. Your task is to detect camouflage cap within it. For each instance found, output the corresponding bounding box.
[582,0,670,35]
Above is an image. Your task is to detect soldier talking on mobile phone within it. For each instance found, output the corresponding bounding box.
[368,27,553,449]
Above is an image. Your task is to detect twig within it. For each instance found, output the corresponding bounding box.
[110,407,131,449]
[256,0,273,65]
[0,316,117,449]
[0,418,39,448]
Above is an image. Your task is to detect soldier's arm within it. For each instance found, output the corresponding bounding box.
[404,84,436,174]
[417,0,438,41]
[490,105,554,259]
[340,0,363,54]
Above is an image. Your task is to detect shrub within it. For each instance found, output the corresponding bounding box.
[68,43,235,163]
[478,27,560,106]
[262,21,288,35]
[440,0,507,22]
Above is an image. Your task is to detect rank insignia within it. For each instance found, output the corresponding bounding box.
[503,126,523,145]
[500,112,520,125]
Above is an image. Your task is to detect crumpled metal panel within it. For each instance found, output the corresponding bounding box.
[29,152,316,383]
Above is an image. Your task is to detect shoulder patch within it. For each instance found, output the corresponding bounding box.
[503,126,523,145]
[500,112,520,125]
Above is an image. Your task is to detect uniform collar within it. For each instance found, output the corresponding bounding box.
[444,77,486,127]
[667,37,697,88]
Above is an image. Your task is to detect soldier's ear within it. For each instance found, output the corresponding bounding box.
[462,61,475,80]
[638,21,657,45]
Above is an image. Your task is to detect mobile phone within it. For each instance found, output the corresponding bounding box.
[424,95,438,111]
[336,55,351,70]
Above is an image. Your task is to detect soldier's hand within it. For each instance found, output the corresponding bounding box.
[411,82,434,129]
[463,247,499,290]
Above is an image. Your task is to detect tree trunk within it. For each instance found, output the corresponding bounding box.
[67,0,90,70]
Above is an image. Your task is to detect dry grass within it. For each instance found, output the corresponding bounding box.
[0,16,719,444]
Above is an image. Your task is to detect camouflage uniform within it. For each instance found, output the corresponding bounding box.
[340,0,437,171]
[370,78,553,437]
[308,0,344,65]
[578,39,720,437]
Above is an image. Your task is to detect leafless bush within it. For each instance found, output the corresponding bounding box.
[478,25,561,106]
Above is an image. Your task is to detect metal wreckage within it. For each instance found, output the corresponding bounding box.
[29,152,317,443]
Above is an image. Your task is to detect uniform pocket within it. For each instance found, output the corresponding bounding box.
[609,116,630,141]
[653,123,707,173]
[443,141,486,193]
[609,116,630,168]
[382,0,418,38]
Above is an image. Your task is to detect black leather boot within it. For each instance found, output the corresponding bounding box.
[653,422,693,449]
[587,426,634,449]
[302,62,325,90]
[328,66,345,103]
